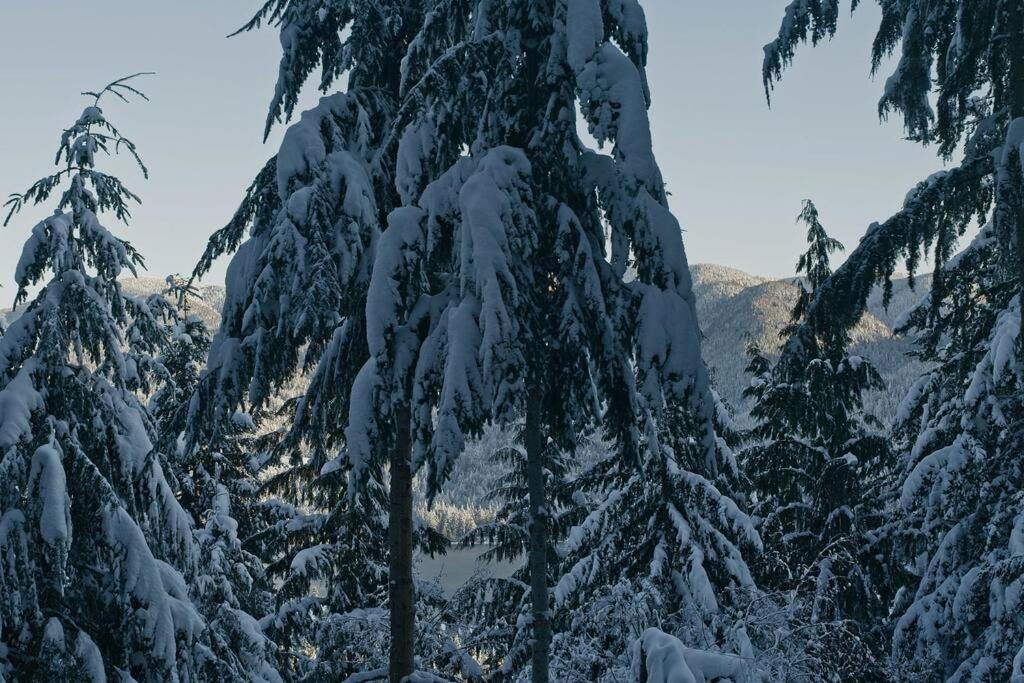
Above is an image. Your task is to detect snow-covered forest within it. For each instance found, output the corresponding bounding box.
[0,1,1022,681]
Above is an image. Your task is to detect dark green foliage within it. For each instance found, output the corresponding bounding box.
[742,204,892,680]
[764,1,1024,676]
[0,75,209,682]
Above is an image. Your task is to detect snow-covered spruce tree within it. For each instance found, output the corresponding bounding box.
[188,3,466,680]
[765,1,1024,678]
[742,200,892,679]
[0,76,206,681]
[368,1,760,679]
[151,277,209,467]
[151,277,283,682]
[447,429,591,676]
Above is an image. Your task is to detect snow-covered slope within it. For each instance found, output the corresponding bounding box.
[691,263,770,318]
[119,277,226,330]
[691,263,931,422]
[3,277,226,331]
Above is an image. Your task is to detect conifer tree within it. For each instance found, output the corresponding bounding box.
[153,277,283,682]
[365,2,761,679]
[765,2,1024,677]
[449,428,590,678]
[188,3,463,679]
[0,75,204,682]
[742,200,891,678]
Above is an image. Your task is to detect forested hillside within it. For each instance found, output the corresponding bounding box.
[693,264,932,421]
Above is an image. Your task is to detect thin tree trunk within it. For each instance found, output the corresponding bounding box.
[526,396,550,683]
[389,405,415,682]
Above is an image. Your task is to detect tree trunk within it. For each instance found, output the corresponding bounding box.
[525,397,550,683]
[389,405,415,682]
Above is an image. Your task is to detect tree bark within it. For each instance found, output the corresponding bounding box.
[525,396,550,683]
[389,405,415,682]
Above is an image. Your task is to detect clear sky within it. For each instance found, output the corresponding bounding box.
[0,1,945,307]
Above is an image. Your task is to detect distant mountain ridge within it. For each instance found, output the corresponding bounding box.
[3,266,930,426]
[119,277,227,330]
[2,277,226,331]
[691,263,932,423]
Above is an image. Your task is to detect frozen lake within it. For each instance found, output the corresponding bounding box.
[416,546,520,597]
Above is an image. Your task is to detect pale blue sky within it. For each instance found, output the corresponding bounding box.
[0,1,943,307]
